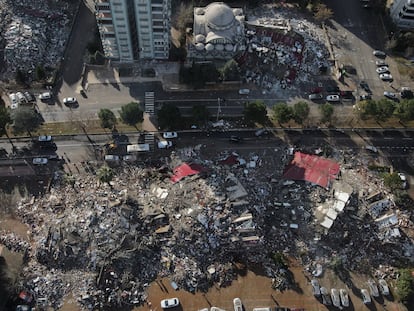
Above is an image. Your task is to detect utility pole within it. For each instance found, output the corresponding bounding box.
[216,97,221,121]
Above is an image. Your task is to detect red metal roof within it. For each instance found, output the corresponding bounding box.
[171,163,206,183]
[282,152,340,188]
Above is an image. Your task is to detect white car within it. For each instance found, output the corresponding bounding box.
[123,154,137,162]
[9,93,19,109]
[163,132,178,139]
[63,97,77,105]
[398,172,407,189]
[376,66,389,74]
[373,50,386,57]
[339,289,349,307]
[375,60,387,66]
[378,279,390,296]
[331,288,341,307]
[104,154,120,162]
[380,73,393,81]
[158,140,173,149]
[39,92,52,100]
[160,298,179,309]
[16,92,27,104]
[311,279,321,296]
[233,298,242,311]
[38,135,52,142]
[361,289,371,304]
[384,91,397,99]
[32,158,48,165]
[326,94,340,102]
[238,88,250,95]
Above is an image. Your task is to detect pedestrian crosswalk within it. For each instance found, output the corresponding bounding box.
[145,92,155,114]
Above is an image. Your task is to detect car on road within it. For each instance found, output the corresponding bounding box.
[361,289,371,304]
[376,66,389,74]
[378,279,390,296]
[326,94,340,102]
[24,91,36,103]
[375,60,387,66]
[233,298,242,311]
[359,81,371,93]
[160,298,179,309]
[373,50,386,58]
[32,158,48,165]
[238,88,250,95]
[38,135,52,142]
[39,92,52,100]
[380,73,393,81]
[255,128,270,137]
[360,94,372,101]
[384,91,398,100]
[229,135,242,143]
[163,132,178,139]
[308,93,324,101]
[158,140,173,149]
[398,172,408,189]
[63,97,77,106]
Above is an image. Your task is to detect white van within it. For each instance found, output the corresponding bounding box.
[252,308,271,311]
[127,144,150,153]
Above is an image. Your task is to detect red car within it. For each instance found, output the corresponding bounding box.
[310,87,323,94]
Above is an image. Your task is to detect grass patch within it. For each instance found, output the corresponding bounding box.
[395,57,414,79]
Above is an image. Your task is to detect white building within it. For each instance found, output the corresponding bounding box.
[189,2,246,60]
[94,0,171,62]
[390,0,414,30]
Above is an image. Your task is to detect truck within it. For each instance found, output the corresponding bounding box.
[126,144,150,153]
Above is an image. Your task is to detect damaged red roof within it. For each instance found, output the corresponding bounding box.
[282,152,340,188]
[171,163,206,183]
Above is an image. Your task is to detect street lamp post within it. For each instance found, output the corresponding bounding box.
[216,97,221,121]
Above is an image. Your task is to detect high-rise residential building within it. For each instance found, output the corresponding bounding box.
[94,0,171,62]
[390,0,414,30]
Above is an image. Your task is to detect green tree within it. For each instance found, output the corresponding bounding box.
[395,99,414,121]
[98,108,117,129]
[192,105,210,123]
[119,102,143,128]
[244,101,268,124]
[15,69,27,86]
[35,64,46,81]
[384,172,403,192]
[98,165,114,185]
[272,103,293,125]
[11,107,42,136]
[0,107,14,149]
[375,99,395,122]
[396,269,414,304]
[293,101,310,124]
[320,103,334,123]
[219,59,241,81]
[157,105,182,130]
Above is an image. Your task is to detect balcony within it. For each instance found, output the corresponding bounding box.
[96,12,112,21]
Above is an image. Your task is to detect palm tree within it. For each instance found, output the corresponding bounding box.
[98,165,114,185]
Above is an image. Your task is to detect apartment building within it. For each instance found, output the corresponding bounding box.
[94,0,171,62]
[390,0,414,30]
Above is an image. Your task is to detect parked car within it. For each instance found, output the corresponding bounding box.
[160,298,179,309]
[8,93,19,109]
[158,140,173,149]
[229,135,242,143]
[38,135,52,142]
[375,60,387,66]
[310,87,323,94]
[104,155,120,162]
[378,279,390,296]
[376,66,389,74]
[24,91,36,103]
[308,93,324,101]
[361,289,371,304]
[373,50,386,57]
[326,86,340,93]
[32,158,48,165]
[163,132,178,139]
[384,91,398,100]
[398,172,408,189]
[238,88,250,95]
[39,92,52,100]
[320,287,332,305]
[326,94,340,102]
[16,92,27,104]
[360,81,371,93]
[63,97,77,106]
[311,279,321,296]
[339,289,349,307]
[331,289,341,307]
[123,154,137,162]
[233,298,242,311]
[360,94,372,101]
[380,73,393,81]
[80,89,87,98]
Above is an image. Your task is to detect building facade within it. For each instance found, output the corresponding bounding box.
[390,0,414,30]
[94,0,171,62]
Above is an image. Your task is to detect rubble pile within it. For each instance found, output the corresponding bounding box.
[0,143,412,309]
[0,0,76,79]
[240,6,330,95]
